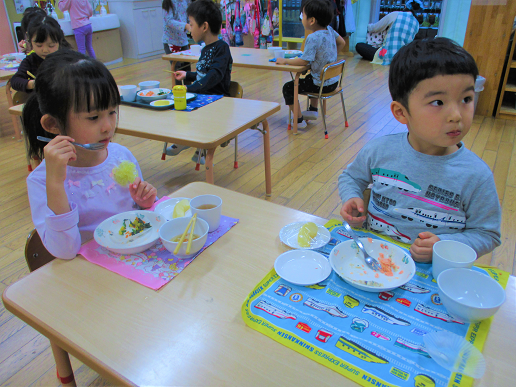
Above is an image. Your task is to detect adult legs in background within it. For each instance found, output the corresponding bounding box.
[355,43,378,61]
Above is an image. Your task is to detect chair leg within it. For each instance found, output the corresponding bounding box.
[162,142,168,160]
[341,94,349,127]
[306,96,310,110]
[323,99,327,115]
[234,135,239,169]
[195,148,202,171]
[319,98,328,139]
[288,108,292,131]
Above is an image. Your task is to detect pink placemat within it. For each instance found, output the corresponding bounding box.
[79,197,238,290]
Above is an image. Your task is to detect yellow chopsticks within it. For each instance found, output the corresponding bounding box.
[173,213,197,255]
[27,71,36,79]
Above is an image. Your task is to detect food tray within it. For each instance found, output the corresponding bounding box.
[120,93,197,111]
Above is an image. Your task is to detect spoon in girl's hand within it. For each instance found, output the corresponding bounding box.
[37,136,105,150]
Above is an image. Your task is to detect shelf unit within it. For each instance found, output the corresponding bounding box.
[496,30,516,120]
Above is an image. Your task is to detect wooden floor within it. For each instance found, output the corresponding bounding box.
[0,54,515,386]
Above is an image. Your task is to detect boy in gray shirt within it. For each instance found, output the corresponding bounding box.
[276,0,346,131]
[338,38,501,262]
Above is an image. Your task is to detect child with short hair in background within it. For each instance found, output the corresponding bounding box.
[277,0,346,128]
[24,50,157,260]
[338,38,501,262]
[167,0,233,159]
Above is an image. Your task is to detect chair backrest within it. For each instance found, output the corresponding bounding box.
[229,81,243,99]
[320,59,346,88]
[13,90,30,106]
[25,229,56,272]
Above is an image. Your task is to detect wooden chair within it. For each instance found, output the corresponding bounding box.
[299,59,349,139]
[25,229,56,272]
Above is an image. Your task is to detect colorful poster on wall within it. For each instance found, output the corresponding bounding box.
[14,0,33,14]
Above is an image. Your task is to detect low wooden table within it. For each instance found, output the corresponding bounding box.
[0,69,16,81]
[9,97,279,195]
[3,183,516,387]
[163,47,310,134]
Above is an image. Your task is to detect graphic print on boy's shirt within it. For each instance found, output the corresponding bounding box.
[367,167,467,243]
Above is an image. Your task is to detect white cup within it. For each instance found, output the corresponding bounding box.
[190,45,202,56]
[190,195,222,232]
[119,85,137,102]
[432,240,476,280]
[274,50,286,59]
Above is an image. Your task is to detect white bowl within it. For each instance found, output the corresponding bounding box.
[137,88,171,102]
[159,216,209,259]
[138,80,160,90]
[267,46,282,57]
[94,211,165,254]
[438,268,506,322]
[329,238,416,292]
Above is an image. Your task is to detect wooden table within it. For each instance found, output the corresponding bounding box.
[10,97,279,195]
[0,69,16,81]
[3,183,516,387]
[163,47,310,134]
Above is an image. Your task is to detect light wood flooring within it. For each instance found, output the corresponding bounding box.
[0,55,515,386]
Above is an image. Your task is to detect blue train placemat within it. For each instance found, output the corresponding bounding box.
[242,219,509,387]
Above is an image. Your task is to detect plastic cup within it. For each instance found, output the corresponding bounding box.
[190,195,222,232]
[274,50,286,59]
[432,240,476,279]
[190,45,201,55]
[119,85,137,102]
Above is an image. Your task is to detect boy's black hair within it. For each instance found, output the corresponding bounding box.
[187,0,222,35]
[27,15,66,46]
[21,7,46,38]
[301,0,334,28]
[389,37,479,111]
[23,50,120,161]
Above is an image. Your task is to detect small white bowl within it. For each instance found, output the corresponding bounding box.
[438,268,506,322]
[267,46,282,57]
[159,216,209,259]
[137,88,171,102]
[274,50,286,59]
[139,80,160,90]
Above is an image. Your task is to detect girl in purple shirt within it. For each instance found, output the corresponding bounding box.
[24,50,157,259]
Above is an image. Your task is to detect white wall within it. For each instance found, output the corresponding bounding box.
[348,0,472,52]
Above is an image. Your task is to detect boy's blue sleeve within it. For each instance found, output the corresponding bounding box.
[338,148,373,203]
[436,175,501,258]
[300,34,317,63]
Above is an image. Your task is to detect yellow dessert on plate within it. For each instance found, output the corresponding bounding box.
[298,222,318,247]
[173,199,190,218]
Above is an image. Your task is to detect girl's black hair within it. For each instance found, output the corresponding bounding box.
[23,50,121,161]
[21,7,47,38]
[27,15,66,46]
[162,0,174,13]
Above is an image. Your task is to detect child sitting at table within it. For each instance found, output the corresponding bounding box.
[17,7,47,54]
[11,15,67,93]
[338,38,501,262]
[167,0,233,159]
[276,0,346,128]
[24,50,157,260]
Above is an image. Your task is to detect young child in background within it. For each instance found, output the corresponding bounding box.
[58,0,96,58]
[17,7,47,54]
[11,16,66,92]
[277,0,346,128]
[338,38,501,262]
[24,50,157,260]
[162,0,192,78]
[167,0,233,159]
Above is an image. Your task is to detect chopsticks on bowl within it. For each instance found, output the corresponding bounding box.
[27,71,36,79]
[173,213,197,255]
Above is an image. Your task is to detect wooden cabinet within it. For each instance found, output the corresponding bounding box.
[496,31,516,120]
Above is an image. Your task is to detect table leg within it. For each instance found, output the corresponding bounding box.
[293,72,301,135]
[205,148,216,184]
[171,61,178,87]
[262,119,272,196]
[51,342,76,387]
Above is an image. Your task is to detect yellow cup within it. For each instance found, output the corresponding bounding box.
[173,85,187,110]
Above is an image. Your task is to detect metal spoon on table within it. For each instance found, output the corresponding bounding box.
[342,222,382,272]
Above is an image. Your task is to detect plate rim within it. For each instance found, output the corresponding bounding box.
[274,249,332,286]
[279,221,331,249]
[94,210,163,251]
